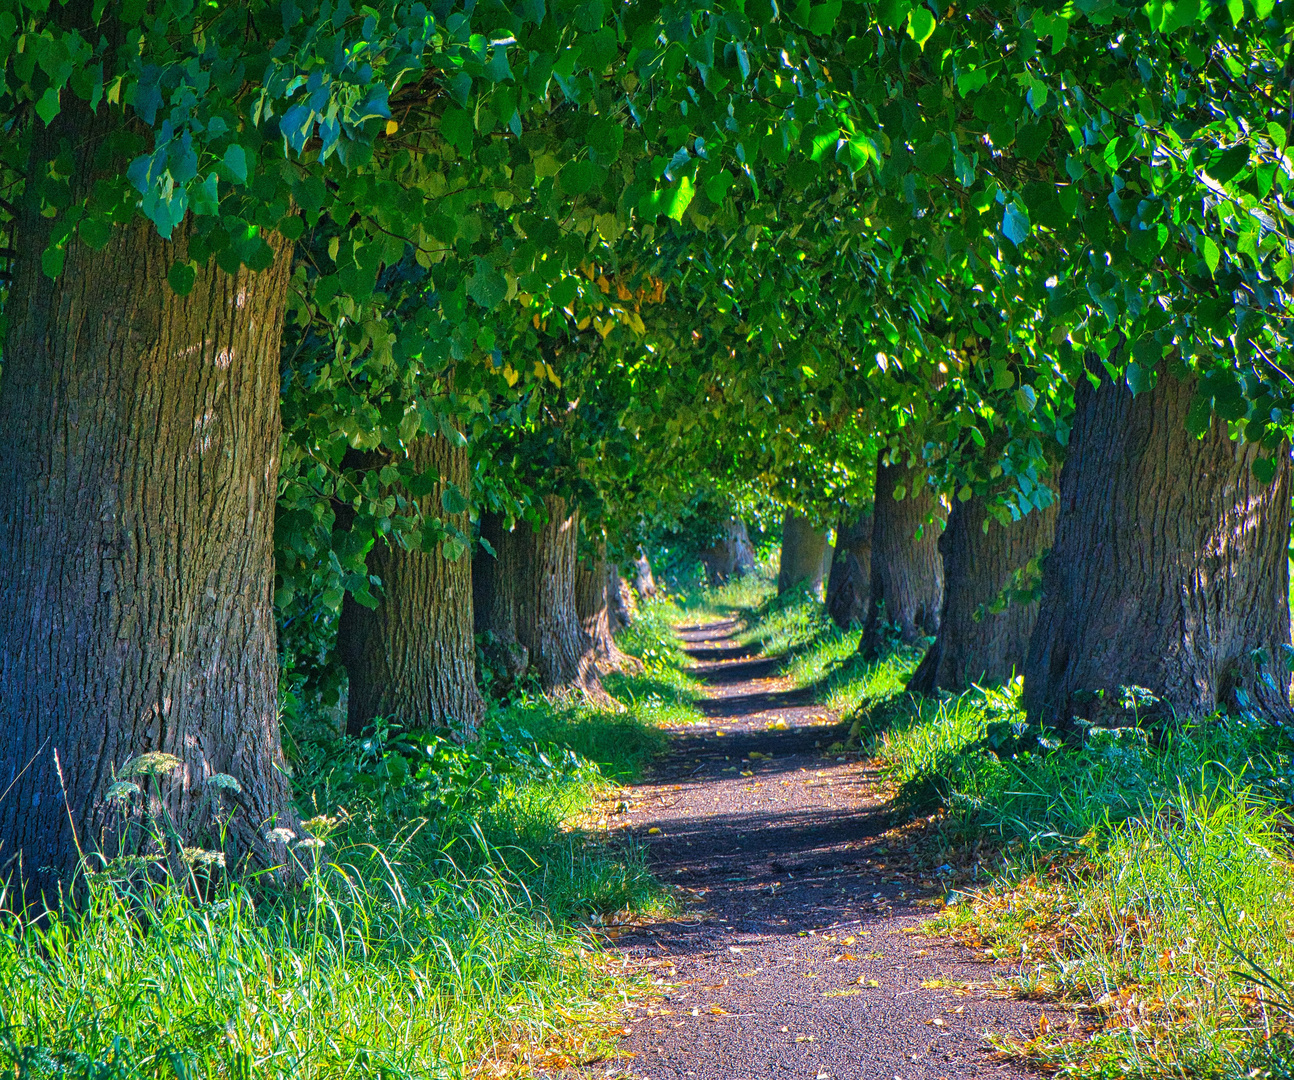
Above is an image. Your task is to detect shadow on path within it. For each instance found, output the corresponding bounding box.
[603,620,1038,1080]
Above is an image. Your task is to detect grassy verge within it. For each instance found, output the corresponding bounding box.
[0,656,680,1077]
[708,584,1294,1077]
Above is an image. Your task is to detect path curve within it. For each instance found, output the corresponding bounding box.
[610,620,1039,1080]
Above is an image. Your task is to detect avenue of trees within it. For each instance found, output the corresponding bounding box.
[2,0,1293,900]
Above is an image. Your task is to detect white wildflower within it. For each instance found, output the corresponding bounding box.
[264,828,296,845]
[206,773,242,794]
[105,780,141,804]
[295,837,325,850]
[182,847,227,870]
[119,752,183,778]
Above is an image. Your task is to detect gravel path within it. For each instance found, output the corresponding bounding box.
[608,620,1039,1080]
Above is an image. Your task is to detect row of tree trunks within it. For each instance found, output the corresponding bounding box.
[1025,367,1292,729]
[907,498,1056,693]
[826,509,872,628]
[700,518,757,584]
[336,435,485,737]
[0,119,299,897]
[860,457,944,658]
[777,513,833,597]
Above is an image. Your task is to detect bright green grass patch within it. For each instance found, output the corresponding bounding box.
[0,693,676,1079]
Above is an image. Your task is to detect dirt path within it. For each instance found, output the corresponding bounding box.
[610,620,1039,1080]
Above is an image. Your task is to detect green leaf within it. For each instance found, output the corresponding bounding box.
[168,260,197,296]
[665,176,696,222]
[441,484,469,515]
[35,87,60,124]
[806,0,843,33]
[1002,202,1030,246]
[223,144,247,184]
[440,108,474,156]
[467,260,507,309]
[906,7,936,47]
[1208,143,1250,185]
[1202,235,1221,275]
[41,244,65,279]
[1253,456,1277,484]
[878,0,912,26]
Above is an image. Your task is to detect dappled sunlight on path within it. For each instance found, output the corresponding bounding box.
[602,621,1039,1080]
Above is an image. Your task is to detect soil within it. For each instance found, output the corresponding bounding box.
[607,620,1041,1080]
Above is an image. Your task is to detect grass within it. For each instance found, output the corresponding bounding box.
[711,581,1294,1077]
[0,644,681,1078]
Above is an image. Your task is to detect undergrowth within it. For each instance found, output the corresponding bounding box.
[0,645,679,1078]
[728,585,1294,1078]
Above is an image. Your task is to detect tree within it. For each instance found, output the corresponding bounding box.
[777,514,832,597]
[0,199,298,894]
[908,498,1056,694]
[1025,365,1292,730]
[827,508,872,629]
[860,455,944,658]
[335,432,483,737]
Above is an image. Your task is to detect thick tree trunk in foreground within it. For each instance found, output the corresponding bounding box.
[699,518,757,585]
[337,435,484,737]
[827,508,873,629]
[1025,368,1292,730]
[908,497,1056,694]
[777,513,832,597]
[576,540,635,672]
[0,194,296,896]
[860,458,944,658]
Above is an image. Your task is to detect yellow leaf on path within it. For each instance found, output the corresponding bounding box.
[708,1004,729,1015]
[647,827,661,835]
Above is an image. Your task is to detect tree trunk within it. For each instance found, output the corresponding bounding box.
[860,456,944,657]
[908,497,1057,693]
[607,563,634,632]
[337,434,484,737]
[699,518,757,585]
[631,550,659,599]
[0,178,297,896]
[827,508,873,629]
[576,538,635,672]
[473,513,530,691]
[1025,367,1292,730]
[480,497,603,696]
[777,513,831,597]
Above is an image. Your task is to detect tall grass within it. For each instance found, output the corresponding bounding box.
[0,663,678,1078]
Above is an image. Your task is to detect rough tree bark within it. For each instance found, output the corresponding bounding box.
[777,513,832,597]
[1025,366,1292,730]
[631,550,659,599]
[473,513,531,690]
[607,563,634,632]
[827,508,873,629]
[699,518,757,585]
[575,538,635,672]
[478,497,603,695]
[907,497,1057,693]
[336,434,484,737]
[0,133,297,896]
[860,456,944,658]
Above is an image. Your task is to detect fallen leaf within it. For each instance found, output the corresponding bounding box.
[708,1004,729,1015]
[648,828,661,835]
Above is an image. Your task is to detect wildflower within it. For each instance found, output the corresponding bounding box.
[105,780,141,804]
[182,847,227,870]
[295,837,325,850]
[119,752,183,778]
[264,828,295,845]
[206,772,242,794]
